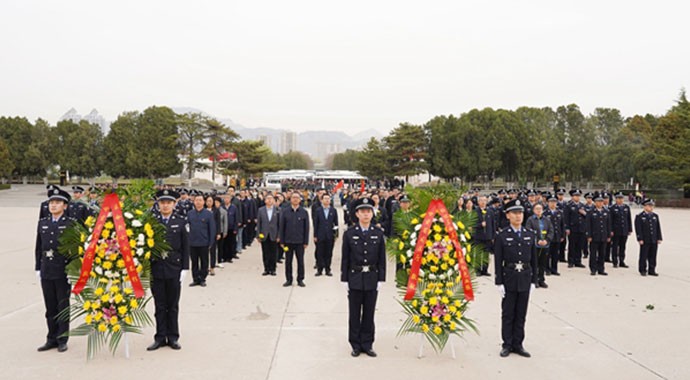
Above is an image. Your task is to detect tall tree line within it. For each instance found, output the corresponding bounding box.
[329,91,690,189]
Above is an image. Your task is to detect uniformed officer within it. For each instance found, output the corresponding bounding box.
[564,189,587,268]
[87,186,101,214]
[147,190,190,351]
[494,198,537,358]
[474,195,495,276]
[35,187,76,353]
[556,188,567,262]
[39,185,61,219]
[67,186,91,224]
[341,197,386,358]
[635,199,663,276]
[586,193,612,276]
[545,194,565,276]
[582,192,595,259]
[610,192,632,268]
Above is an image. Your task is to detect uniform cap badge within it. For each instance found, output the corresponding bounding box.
[516,200,520,206]
[363,198,369,204]
[53,189,59,194]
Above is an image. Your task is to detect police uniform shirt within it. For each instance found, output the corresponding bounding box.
[586,207,612,242]
[546,207,565,241]
[494,226,538,292]
[610,204,633,236]
[635,211,663,243]
[152,214,190,279]
[564,200,587,233]
[341,224,386,291]
[35,215,76,280]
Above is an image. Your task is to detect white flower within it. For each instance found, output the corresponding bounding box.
[132,220,143,228]
[439,274,446,280]
[447,269,454,277]
[406,249,413,258]
[410,239,417,246]
[414,224,422,231]
[137,234,145,245]
[105,270,113,278]
[428,274,437,280]
[112,271,120,278]
[95,266,103,275]
[133,258,139,266]
[124,212,134,219]
[460,234,466,242]
[410,232,417,240]
[136,248,144,256]
[419,270,425,278]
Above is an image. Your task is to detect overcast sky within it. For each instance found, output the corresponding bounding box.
[1,0,688,134]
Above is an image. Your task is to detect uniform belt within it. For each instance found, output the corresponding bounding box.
[352,265,377,273]
[505,262,530,272]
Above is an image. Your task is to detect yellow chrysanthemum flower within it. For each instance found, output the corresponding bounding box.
[456,221,465,230]
[85,314,93,325]
[101,230,110,239]
[431,316,440,323]
[91,302,101,311]
[412,315,421,324]
[104,221,114,230]
[420,306,429,315]
[95,312,103,321]
[129,240,137,248]
[428,297,438,306]
[441,296,450,305]
[114,294,124,304]
[94,257,101,265]
[411,218,419,225]
[399,255,406,264]
[110,316,118,325]
[454,300,461,307]
[464,231,471,240]
[147,239,155,248]
[85,216,95,227]
[425,240,433,248]
[443,314,452,323]
[117,259,125,269]
[422,324,430,333]
[421,258,427,265]
[118,306,128,315]
[446,282,454,288]
[434,288,443,295]
[446,289,453,297]
[102,261,113,270]
[80,233,86,243]
[466,254,471,263]
[434,234,442,242]
[98,323,107,332]
[441,263,448,271]
[124,316,133,325]
[130,299,138,308]
[398,241,404,250]
[466,244,472,253]
[449,306,458,313]
[135,210,143,215]
[126,229,134,237]
[433,224,442,233]
[145,251,151,260]
[110,286,120,294]
[433,326,442,335]
[449,322,456,331]
[83,301,91,311]
[455,311,463,319]
[136,264,143,273]
[112,324,121,332]
[448,259,456,266]
[94,288,104,296]
[411,299,418,308]
[430,266,438,273]
[146,229,154,239]
[100,294,110,303]
[123,288,133,295]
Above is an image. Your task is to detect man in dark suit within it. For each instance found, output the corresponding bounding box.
[278,191,310,287]
[494,198,537,358]
[313,193,339,276]
[148,190,190,351]
[341,197,386,358]
[187,193,216,287]
[474,195,495,276]
[257,194,280,276]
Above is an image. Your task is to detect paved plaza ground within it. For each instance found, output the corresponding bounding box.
[0,185,687,380]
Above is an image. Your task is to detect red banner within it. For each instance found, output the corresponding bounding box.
[360,179,365,193]
[72,193,145,298]
[333,179,344,193]
[404,199,474,301]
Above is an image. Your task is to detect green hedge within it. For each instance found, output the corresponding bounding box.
[0,184,10,190]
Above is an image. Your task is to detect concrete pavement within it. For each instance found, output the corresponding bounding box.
[0,185,687,380]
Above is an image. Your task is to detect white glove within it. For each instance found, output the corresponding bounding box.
[35,271,41,280]
[530,283,536,294]
[342,282,349,291]
[180,270,188,284]
[377,282,383,291]
[497,284,505,298]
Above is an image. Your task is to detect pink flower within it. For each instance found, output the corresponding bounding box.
[431,303,447,318]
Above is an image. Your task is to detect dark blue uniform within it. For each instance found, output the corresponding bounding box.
[341,224,386,352]
[545,207,565,274]
[151,213,190,344]
[186,207,216,286]
[35,214,76,347]
[610,203,632,267]
[67,200,91,224]
[586,207,612,275]
[564,200,587,267]
[475,207,495,276]
[635,211,662,275]
[494,226,538,352]
[313,206,339,275]
[278,206,310,284]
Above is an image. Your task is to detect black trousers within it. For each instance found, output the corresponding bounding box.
[209,239,218,268]
[548,243,560,273]
[261,239,278,272]
[536,247,549,282]
[316,239,335,273]
[611,235,628,265]
[151,277,181,343]
[190,246,209,283]
[284,244,305,282]
[501,289,530,350]
[568,232,585,265]
[348,289,378,351]
[41,278,70,345]
[589,241,607,273]
[639,243,658,274]
[605,241,612,262]
[223,231,237,261]
[476,240,492,275]
[559,239,567,262]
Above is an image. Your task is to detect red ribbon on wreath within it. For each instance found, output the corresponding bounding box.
[404,199,474,301]
[72,193,145,298]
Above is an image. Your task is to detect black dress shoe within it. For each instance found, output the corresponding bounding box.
[598,271,608,276]
[538,282,548,288]
[575,263,586,268]
[351,349,361,357]
[270,272,277,276]
[262,271,269,276]
[315,272,322,277]
[147,341,166,351]
[297,281,306,287]
[649,272,659,276]
[620,263,629,268]
[640,272,647,276]
[613,263,618,268]
[590,271,597,276]
[567,264,574,268]
[512,347,531,358]
[168,341,182,350]
[326,272,333,277]
[277,260,283,264]
[499,347,511,357]
[364,349,377,357]
[200,282,207,287]
[283,281,292,287]
[189,282,199,287]
[551,272,561,276]
[37,342,58,352]
[57,343,68,353]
